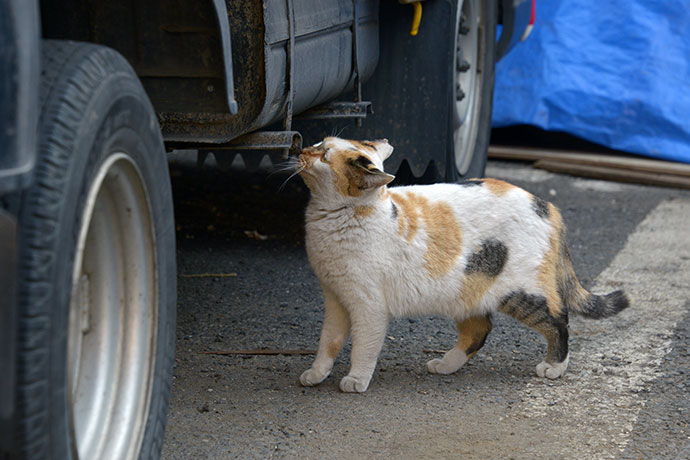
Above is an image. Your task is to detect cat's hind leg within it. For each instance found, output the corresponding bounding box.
[300,286,350,387]
[426,314,493,375]
[500,291,569,379]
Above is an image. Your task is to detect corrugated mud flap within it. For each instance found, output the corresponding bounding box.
[358,0,457,178]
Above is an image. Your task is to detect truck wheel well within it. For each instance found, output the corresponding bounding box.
[39,0,236,114]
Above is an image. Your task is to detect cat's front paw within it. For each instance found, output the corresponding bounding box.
[300,368,329,387]
[535,355,569,379]
[339,375,370,393]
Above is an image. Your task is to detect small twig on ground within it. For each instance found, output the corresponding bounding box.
[244,230,268,241]
[422,348,446,354]
[200,349,315,356]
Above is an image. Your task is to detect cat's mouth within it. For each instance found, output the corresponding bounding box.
[297,154,316,173]
[297,156,308,172]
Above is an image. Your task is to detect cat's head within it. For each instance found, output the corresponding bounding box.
[297,137,395,203]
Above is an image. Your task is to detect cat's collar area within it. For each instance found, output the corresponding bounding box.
[306,201,383,224]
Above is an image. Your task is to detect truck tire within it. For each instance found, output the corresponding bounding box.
[446,0,497,181]
[14,40,176,460]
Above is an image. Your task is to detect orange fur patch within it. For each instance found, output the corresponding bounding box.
[391,192,463,278]
[301,145,324,157]
[455,316,493,359]
[483,178,515,196]
[458,273,496,312]
[422,200,462,278]
[391,192,420,241]
[563,259,589,307]
[354,206,375,219]
[538,202,565,317]
[350,140,377,153]
[331,151,365,197]
[327,341,342,359]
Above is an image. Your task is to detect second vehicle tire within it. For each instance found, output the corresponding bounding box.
[446,0,497,182]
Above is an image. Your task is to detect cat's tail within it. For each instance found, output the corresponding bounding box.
[548,204,630,319]
[568,288,630,319]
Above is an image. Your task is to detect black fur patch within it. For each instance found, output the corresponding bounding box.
[555,321,569,362]
[358,155,374,166]
[557,271,579,310]
[532,195,550,219]
[458,179,484,187]
[391,202,398,219]
[465,239,509,277]
[500,290,569,362]
[499,290,550,325]
[578,290,630,319]
[350,155,376,172]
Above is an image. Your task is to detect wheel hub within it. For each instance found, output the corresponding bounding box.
[453,0,483,175]
[67,153,158,460]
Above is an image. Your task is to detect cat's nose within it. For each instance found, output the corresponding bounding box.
[301,149,321,158]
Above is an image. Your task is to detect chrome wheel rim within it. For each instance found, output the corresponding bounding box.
[453,0,484,175]
[67,153,158,460]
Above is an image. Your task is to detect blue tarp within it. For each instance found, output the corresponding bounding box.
[491,0,690,163]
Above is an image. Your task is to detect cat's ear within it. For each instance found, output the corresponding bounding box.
[350,156,395,189]
[370,138,394,162]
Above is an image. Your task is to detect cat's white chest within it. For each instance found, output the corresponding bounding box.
[305,210,391,290]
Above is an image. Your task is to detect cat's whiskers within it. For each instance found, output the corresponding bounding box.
[278,165,306,192]
[268,157,301,177]
[333,126,347,139]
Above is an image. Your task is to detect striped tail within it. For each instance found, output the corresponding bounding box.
[558,243,630,319]
[569,289,630,319]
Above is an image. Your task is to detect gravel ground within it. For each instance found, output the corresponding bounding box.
[161,156,690,460]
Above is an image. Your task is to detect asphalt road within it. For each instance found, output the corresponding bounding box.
[161,155,690,460]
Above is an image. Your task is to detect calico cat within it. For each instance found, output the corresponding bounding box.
[296,137,629,393]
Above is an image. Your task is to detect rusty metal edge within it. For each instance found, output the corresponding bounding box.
[210,0,238,114]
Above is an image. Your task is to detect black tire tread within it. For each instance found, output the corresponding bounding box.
[16,41,99,458]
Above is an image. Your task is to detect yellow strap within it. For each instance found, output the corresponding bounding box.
[410,2,422,36]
